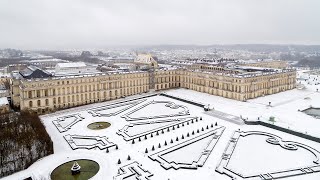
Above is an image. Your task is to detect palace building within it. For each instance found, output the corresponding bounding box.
[238,59,288,69]
[9,56,296,114]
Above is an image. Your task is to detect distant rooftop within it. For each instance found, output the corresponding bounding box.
[56,62,86,68]
[232,65,278,72]
[19,66,52,79]
[21,59,69,63]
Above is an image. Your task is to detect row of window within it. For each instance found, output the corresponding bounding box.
[29,99,49,107]
[28,86,149,108]
[26,79,149,98]
[54,73,149,85]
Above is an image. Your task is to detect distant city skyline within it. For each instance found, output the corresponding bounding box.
[0,0,320,49]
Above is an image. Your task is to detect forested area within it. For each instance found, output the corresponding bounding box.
[0,111,53,178]
[296,56,320,68]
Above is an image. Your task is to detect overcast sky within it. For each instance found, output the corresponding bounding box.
[0,0,319,49]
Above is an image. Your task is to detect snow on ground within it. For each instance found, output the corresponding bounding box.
[227,134,315,175]
[165,70,320,138]
[3,70,320,180]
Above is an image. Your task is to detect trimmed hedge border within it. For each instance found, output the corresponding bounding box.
[160,93,205,107]
[244,120,320,143]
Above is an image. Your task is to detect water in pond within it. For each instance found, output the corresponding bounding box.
[302,108,320,119]
[87,122,111,130]
[51,159,99,180]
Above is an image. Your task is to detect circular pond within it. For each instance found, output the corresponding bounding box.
[87,122,111,130]
[51,159,99,180]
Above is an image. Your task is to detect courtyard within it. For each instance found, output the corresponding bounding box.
[3,70,320,180]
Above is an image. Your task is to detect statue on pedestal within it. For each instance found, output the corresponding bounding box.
[71,161,81,175]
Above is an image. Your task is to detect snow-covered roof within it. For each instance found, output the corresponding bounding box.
[54,71,102,77]
[17,66,52,80]
[233,65,278,71]
[0,97,8,105]
[134,54,158,64]
[23,59,69,63]
[19,66,37,77]
[56,62,86,68]
[0,72,10,77]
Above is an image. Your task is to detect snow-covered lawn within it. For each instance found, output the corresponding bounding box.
[227,134,316,176]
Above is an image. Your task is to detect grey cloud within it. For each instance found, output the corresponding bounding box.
[0,0,319,49]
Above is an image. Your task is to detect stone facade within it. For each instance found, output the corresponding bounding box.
[134,54,159,68]
[178,70,296,101]
[11,68,296,114]
[0,76,9,84]
[241,60,288,69]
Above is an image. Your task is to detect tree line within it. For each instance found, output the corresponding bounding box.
[0,111,53,178]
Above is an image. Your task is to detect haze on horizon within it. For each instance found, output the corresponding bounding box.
[0,0,319,50]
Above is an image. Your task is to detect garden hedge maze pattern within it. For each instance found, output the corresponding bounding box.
[121,100,190,121]
[148,126,225,170]
[216,130,320,180]
[64,134,116,150]
[52,114,84,133]
[114,161,153,180]
[117,117,198,141]
[87,99,146,117]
